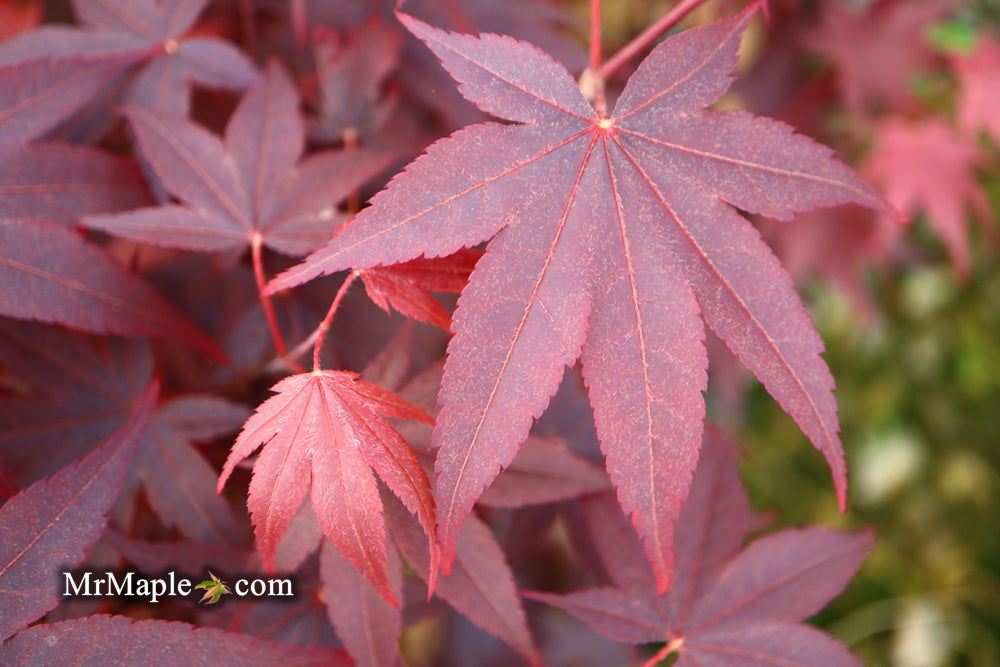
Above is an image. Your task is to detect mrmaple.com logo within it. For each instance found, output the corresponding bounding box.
[61,570,293,605]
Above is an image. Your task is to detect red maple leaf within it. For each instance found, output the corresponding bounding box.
[805,0,948,114]
[954,32,1000,146]
[0,382,157,641]
[360,248,483,330]
[266,6,889,591]
[309,17,403,144]
[0,0,258,115]
[84,62,393,258]
[217,370,437,605]
[865,118,993,276]
[526,430,873,666]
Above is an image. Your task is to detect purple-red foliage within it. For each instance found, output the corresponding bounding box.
[4,0,979,663]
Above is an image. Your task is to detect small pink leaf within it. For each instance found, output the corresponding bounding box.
[218,371,435,605]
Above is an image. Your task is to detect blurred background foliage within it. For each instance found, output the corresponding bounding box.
[740,250,1000,666]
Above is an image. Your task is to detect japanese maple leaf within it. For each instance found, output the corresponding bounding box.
[865,118,993,276]
[0,0,258,115]
[195,572,233,604]
[954,32,1000,146]
[85,62,393,257]
[0,52,139,154]
[805,0,948,114]
[361,249,482,330]
[526,431,873,666]
[217,370,438,605]
[267,6,888,590]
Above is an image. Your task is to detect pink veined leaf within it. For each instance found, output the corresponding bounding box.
[0,382,157,642]
[865,118,993,276]
[128,396,249,544]
[383,492,542,666]
[0,614,351,666]
[0,218,222,360]
[0,0,258,117]
[217,370,436,605]
[266,7,890,590]
[84,61,394,257]
[0,142,150,223]
[954,32,1000,145]
[361,249,483,330]
[0,320,152,485]
[0,52,141,153]
[526,429,872,666]
[659,426,755,630]
[320,536,404,667]
[685,527,875,634]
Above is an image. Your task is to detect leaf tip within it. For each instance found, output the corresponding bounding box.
[425,540,441,599]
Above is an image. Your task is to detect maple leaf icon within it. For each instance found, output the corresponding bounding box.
[194,572,232,605]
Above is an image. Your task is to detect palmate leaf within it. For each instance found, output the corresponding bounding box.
[84,62,394,257]
[865,118,993,276]
[0,52,140,153]
[0,0,258,116]
[361,249,482,330]
[526,431,873,666]
[384,492,541,666]
[267,7,890,590]
[0,320,152,484]
[320,535,403,667]
[194,572,233,604]
[131,395,250,545]
[217,370,438,605]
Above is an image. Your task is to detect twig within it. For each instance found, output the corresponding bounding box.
[251,233,303,373]
[313,271,361,371]
[598,0,712,80]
